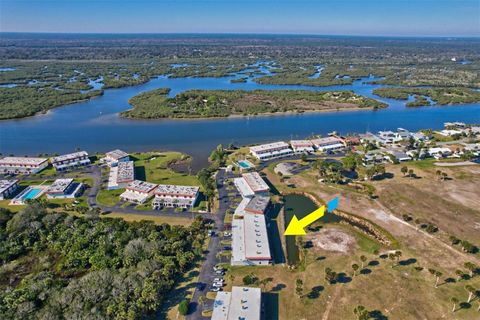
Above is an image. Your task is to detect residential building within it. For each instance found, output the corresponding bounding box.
[386,150,411,162]
[244,195,270,215]
[437,129,463,137]
[212,286,261,320]
[107,161,135,190]
[290,140,315,153]
[0,157,48,174]
[46,179,84,199]
[250,141,293,161]
[310,137,345,152]
[0,180,19,200]
[428,147,452,159]
[51,151,91,171]
[234,172,269,198]
[120,180,157,204]
[152,184,199,209]
[231,213,272,265]
[102,149,130,167]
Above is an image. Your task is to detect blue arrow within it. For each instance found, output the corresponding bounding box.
[327,197,339,212]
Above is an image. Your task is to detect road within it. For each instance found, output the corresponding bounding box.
[186,168,235,320]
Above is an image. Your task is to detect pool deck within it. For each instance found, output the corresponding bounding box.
[10,185,48,205]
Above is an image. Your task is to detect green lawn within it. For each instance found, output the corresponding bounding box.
[132,152,201,187]
[96,188,124,207]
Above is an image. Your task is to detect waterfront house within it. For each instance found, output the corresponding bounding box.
[249,141,293,161]
[0,157,48,175]
[428,147,452,159]
[51,151,91,171]
[120,180,157,204]
[290,140,315,153]
[152,184,199,209]
[310,137,345,152]
[0,180,19,200]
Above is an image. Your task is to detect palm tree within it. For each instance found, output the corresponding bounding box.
[353,305,369,320]
[352,264,359,277]
[464,262,477,278]
[395,250,402,264]
[389,253,396,267]
[408,169,414,177]
[435,271,443,288]
[401,166,408,176]
[466,285,476,303]
[451,297,458,312]
[360,255,367,269]
[455,269,464,281]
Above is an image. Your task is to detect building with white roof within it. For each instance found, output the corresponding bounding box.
[46,178,84,199]
[107,161,135,190]
[428,147,452,159]
[0,180,19,200]
[231,213,271,264]
[310,137,345,152]
[120,180,157,204]
[233,172,270,199]
[152,184,199,209]
[250,141,293,161]
[51,151,91,171]
[212,286,261,320]
[290,140,315,153]
[102,149,130,167]
[0,157,48,174]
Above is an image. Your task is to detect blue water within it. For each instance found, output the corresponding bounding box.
[1,69,479,170]
[238,160,251,168]
[23,188,41,200]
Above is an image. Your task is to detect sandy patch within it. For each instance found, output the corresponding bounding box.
[305,228,356,254]
[368,208,395,223]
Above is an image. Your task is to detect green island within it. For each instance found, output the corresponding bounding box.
[121,88,387,119]
[372,87,480,106]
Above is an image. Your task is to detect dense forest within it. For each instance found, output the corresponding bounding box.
[0,203,207,319]
[121,88,387,119]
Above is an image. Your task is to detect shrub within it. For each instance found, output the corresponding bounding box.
[178,300,189,315]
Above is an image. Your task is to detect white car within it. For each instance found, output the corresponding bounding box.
[212,282,223,288]
[214,277,224,282]
[211,287,221,292]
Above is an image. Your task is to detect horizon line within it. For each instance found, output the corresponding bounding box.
[1,31,479,39]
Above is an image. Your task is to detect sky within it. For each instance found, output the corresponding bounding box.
[0,0,479,36]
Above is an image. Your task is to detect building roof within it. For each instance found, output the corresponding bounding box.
[310,137,343,147]
[0,180,18,194]
[120,190,150,203]
[117,161,135,183]
[0,157,48,166]
[51,151,89,163]
[105,149,129,160]
[244,214,271,260]
[154,184,199,197]
[242,172,269,193]
[47,178,74,194]
[234,178,255,198]
[126,180,158,193]
[250,141,290,153]
[290,140,314,148]
[244,196,270,215]
[211,287,262,320]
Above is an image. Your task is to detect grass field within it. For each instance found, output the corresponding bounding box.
[132,151,201,187]
[96,188,124,207]
[103,212,193,226]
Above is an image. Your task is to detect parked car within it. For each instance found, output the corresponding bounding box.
[212,282,223,288]
[210,287,221,292]
[215,270,225,275]
[214,277,223,282]
[213,266,223,272]
[223,246,232,251]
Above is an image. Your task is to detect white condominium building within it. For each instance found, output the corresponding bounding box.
[250,141,293,161]
[152,184,199,209]
[310,137,345,152]
[103,149,130,167]
[0,157,48,174]
[107,161,135,190]
[233,172,270,198]
[120,180,157,204]
[0,180,19,200]
[290,139,315,153]
[51,151,91,171]
[212,286,262,320]
[46,178,84,199]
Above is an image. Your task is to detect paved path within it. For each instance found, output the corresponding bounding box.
[186,168,234,320]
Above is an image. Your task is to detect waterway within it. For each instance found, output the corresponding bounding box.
[1,66,480,170]
[283,194,341,265]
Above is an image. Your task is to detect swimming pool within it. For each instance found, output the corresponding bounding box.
[237,160,254,169]
[23,188,42,200]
